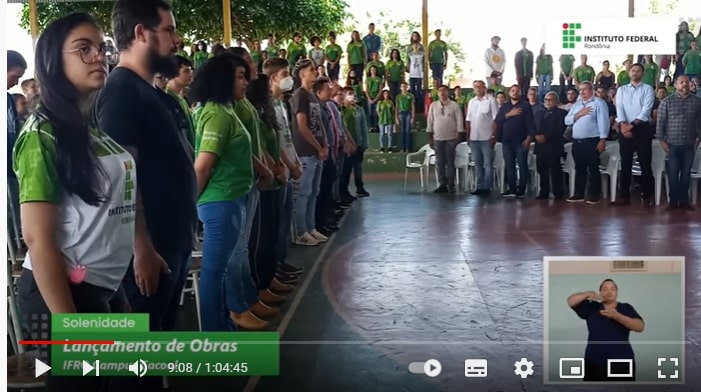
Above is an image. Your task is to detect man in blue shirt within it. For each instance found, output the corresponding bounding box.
[362,23,382,63]
[564,81,610,204]
[613,63,655,207]
[494,85,535,198]
[7,50,27,245]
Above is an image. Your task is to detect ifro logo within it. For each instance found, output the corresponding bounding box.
[562,23,582,49]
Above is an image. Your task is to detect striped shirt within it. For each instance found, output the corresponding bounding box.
[655,93,701,146]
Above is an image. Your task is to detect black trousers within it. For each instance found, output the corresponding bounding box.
[517,76,531,98]
[572,138,602,198]
[618,123,654,200]
[18,269,127,391]
[584,359,636,381]
[536,153,564,198]
[249,189,279,290]
[316,156,337,228]
[340,147,365,196]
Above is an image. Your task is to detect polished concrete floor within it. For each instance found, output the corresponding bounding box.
[170,177,700,392]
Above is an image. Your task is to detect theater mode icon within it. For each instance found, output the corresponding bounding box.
[559,358,584,379]
[464,359,488,378]
[607,359,633,378]
[657,357,679,379]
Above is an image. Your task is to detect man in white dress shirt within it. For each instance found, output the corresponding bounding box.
[465,80,499,195]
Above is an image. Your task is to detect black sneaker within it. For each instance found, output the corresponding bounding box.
[448,185,456,193]
[356,189,370,197]
[515,193,525,199]
[433,186,448,194]
[586,198,600,205]
[501,190,516,198]
[279,262,304,275]
[567,196,585,203]
[535,194,549,200]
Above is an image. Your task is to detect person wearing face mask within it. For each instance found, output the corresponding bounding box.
[346,70,365,109]
[340,86,370,202]
[264,58,306,278]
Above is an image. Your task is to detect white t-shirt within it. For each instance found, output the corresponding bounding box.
[273,98,299,177]
[466,96,499,141]
[408,52,425,79]
[14,116,137,291]
[484,47,506,77]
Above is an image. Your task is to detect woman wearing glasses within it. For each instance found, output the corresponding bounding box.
[13,13,136,390]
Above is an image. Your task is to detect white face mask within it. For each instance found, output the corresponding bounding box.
[279,76,294,91]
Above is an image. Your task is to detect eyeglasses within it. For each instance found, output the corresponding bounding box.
[66,43,108,64]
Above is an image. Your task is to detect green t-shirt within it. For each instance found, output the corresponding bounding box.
[386,60,405,82]
[682,49,701,74]
[196,102,253,203]
[259,120,281,190]
[177,50,190,59]
[366,76,382,99]
[194,51,208,69]
[347,41,365,65]
[377,100,394,125]
[430,90,439,102]
[677,32,695,55]
[428,39,447,64]
[325,43,342,62]
[536,54,553,76]
[666,86,676,95]
[491,85,506,94]
[233,99,264,158]
[574,65,595,83]
[287,42,307,63]
[352,84,365,105]
[617,70,630,86]
[559,55,575,75]
[455,95,469,110]
[366,60,386,79]
[266,44,279,58]
[396,92,414,112]
[642,62,659,87]
[251,50,261,65]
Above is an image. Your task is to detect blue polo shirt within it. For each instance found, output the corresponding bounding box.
[573,300,642,366]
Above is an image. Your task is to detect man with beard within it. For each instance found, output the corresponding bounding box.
[97,1,197,390]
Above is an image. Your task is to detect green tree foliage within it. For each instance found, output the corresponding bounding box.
[19,0,348,44]
[359,11,467,84]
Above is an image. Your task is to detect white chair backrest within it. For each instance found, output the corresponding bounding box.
[493,142,504,168]
[651,139,666,173]
[527,142,536,168]
[563,143,574,171]
[455,142,470,166]
[692,145,701,174]
[600,142,620,172]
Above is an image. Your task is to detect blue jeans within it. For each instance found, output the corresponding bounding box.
[471,140,495,190]
[502,141,529,194]
[430,63,444,83]
[198,199,246,331]
[294,156,323,234]
[537,74,552,102]
[410,78,423,106]
[380,124,393,149]
[389,81,401,99]
[276,181,294,265]
[399,111,412,151]
[667,144,696,204]
[226,190,260,314]
[366,100,378,130]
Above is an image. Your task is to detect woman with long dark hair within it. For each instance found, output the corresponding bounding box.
[190,54,254,331]
[347,30,366,82]
[13,13,136,390]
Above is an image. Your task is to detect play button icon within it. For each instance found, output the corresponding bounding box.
[35,359,51,377]
[424,359,442,377]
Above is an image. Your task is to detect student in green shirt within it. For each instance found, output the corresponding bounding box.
[453,86,469,114]
[193,41,209,69]
[617,59,632,87]
[535,46,553,102]
[642,55,660,87]
[365,65,383,131]
[663,75,675,95]
[489,72,506,95]
[558,54,575,99]
[682,41,701,78]
[250,40,262,65]
[340,86,370,199]
[325,31,343,82]
[347,30,366,82]
[265,33,279,58]
[573,55,595,86]
[395,82,415,152]
[189,54,254,331]
[365,51,386,81]
[385,48,405,98]
[287,32,308,69]
[427,29,448,84]
[376,90,396,152]
[166,55,195,147]
[346,70,365,107]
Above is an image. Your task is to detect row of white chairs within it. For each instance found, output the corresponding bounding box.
[405,141,701,205]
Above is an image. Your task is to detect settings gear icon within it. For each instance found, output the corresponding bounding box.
[514,358,534,378]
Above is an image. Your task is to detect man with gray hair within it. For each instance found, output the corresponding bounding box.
[534,92,567,200]
[564,81,609,204]
[427,84,464,193]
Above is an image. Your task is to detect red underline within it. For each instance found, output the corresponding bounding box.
[19,340,115,345]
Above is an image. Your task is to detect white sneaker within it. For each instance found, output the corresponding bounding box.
[295,233,319,246]
[310,230,328,242]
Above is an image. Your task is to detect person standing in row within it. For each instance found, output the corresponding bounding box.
[466,80,499,196]
[534,92,567,200]
[494,85,534,198]
[514,38,534,100]
[427,85,464,193]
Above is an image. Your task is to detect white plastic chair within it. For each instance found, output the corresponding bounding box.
[404,144,434,191]
[179,249,202,331]
[600,142,621,202]
[689,145,701,205]
[527,142,539,195]
[633,140,666,205]
[562,143,575,197]
[454,142,472,192]
[493,142,506,192]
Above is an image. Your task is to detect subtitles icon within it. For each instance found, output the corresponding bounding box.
[129,359,148,377]
[558,358,584,379]
[464,359,488,378]
[607,359,633,378]
[657,357,679,379]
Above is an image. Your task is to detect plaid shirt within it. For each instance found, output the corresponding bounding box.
[656,93,701,146]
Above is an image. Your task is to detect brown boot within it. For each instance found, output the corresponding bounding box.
[259,289,285,304]
[269,278,294,294]
[230,310,268,330]
[250,301,280,319]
